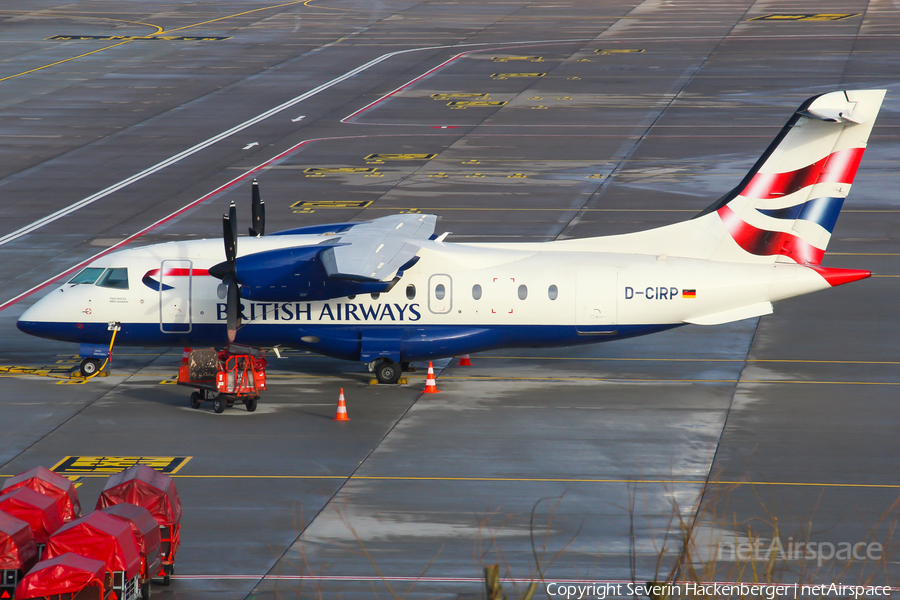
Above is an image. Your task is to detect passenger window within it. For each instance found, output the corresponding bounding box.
[371,293,380,300]
[406,284,416,300]
[518,284,527,300]
[435,284,446,300]
[96,268,129,290]
[68,268,105,285]
[548,284,558,300]
[472,284,482,300]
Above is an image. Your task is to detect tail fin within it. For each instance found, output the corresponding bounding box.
[698,89,886,265]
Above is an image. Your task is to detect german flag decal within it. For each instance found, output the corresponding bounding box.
[682,289,696,299]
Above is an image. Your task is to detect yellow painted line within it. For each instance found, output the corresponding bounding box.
[872,275,900,278]
[7,474,896,490]
[0,40,131,83]
[0,12,164,35]
[157,0,321,35]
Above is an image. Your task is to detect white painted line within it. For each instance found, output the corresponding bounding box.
[243,142,260,150]
[291,115,306,122]
[0,38,590,250]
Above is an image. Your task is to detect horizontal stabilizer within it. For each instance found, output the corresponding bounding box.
[320,214,436,281]
[684,301,773,325]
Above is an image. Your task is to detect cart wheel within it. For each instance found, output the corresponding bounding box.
[141,580,152,599]
[213,396,226,413]
[245,397,258,412]
[162,563,173,585]
[190,391,201,409]
[80,358,101,377]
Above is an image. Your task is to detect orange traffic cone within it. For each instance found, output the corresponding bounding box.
[423,361,440,393]
[182,347,192,365]
[333,388,350,421]
[457,354,472,366]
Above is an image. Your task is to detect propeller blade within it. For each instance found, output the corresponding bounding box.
[228,201,238,244]
[249,179,265,236]
[223,212,237,265]
[226,278,240,343]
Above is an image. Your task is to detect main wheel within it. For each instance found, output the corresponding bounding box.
[245,397,258,412]
[213,396,226,414]
[79,358,101,377]
[375,360,401,384]
[189,391,201,409]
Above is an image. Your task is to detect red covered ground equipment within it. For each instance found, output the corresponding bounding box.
[95,466,181,585]
[1,468,81,523]
[15,553,110,600]
[1,511,39,599]
[100,505,160,599]
[177,345,266,413]
[44,512,140,600]
[0,489,64,546]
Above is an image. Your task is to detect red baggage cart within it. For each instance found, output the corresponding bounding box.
[95,466,182,586]
[1,511,39,599]
[0,489,64,556]
[44,513,141,600]
[1,469,81,523]
[99,506,159,600]
[15,553,111,600]
[177,346,266,413]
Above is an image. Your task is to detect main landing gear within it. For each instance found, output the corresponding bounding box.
[369,358,403,384]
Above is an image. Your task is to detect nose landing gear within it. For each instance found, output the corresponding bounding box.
[79,357,102,377]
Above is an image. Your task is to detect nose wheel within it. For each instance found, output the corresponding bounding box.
[80,358,101,377]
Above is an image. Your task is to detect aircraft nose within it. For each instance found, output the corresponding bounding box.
[17,288,66,338]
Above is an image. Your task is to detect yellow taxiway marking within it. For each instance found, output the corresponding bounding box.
[6,474,896,490]
[0,40,132,83]
[0,11,164,34]
[1,0,323,84]
[156,0,325,35]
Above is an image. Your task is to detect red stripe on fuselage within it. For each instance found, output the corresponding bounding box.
[144,268,209,278]
[717,205,824,265]
[740,147,865,200]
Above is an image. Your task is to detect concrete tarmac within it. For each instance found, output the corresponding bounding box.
[1,0,898,598]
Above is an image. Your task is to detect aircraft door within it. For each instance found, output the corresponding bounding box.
[428,274,452,314]
[575,267,617,325]
[159,260,193,333]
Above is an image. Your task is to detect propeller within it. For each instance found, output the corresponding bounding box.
[249,178,265,237]
[210,180,266,342]
[210,201,241,342]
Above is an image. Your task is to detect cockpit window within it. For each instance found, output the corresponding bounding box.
[68,268,105,285]
[96,268,129,290]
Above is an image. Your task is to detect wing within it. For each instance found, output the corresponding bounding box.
[319,214,436,281]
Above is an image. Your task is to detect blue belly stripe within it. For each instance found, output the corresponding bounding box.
[17,320,679,362]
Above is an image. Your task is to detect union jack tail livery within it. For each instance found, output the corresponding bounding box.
[702,89,885,265]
